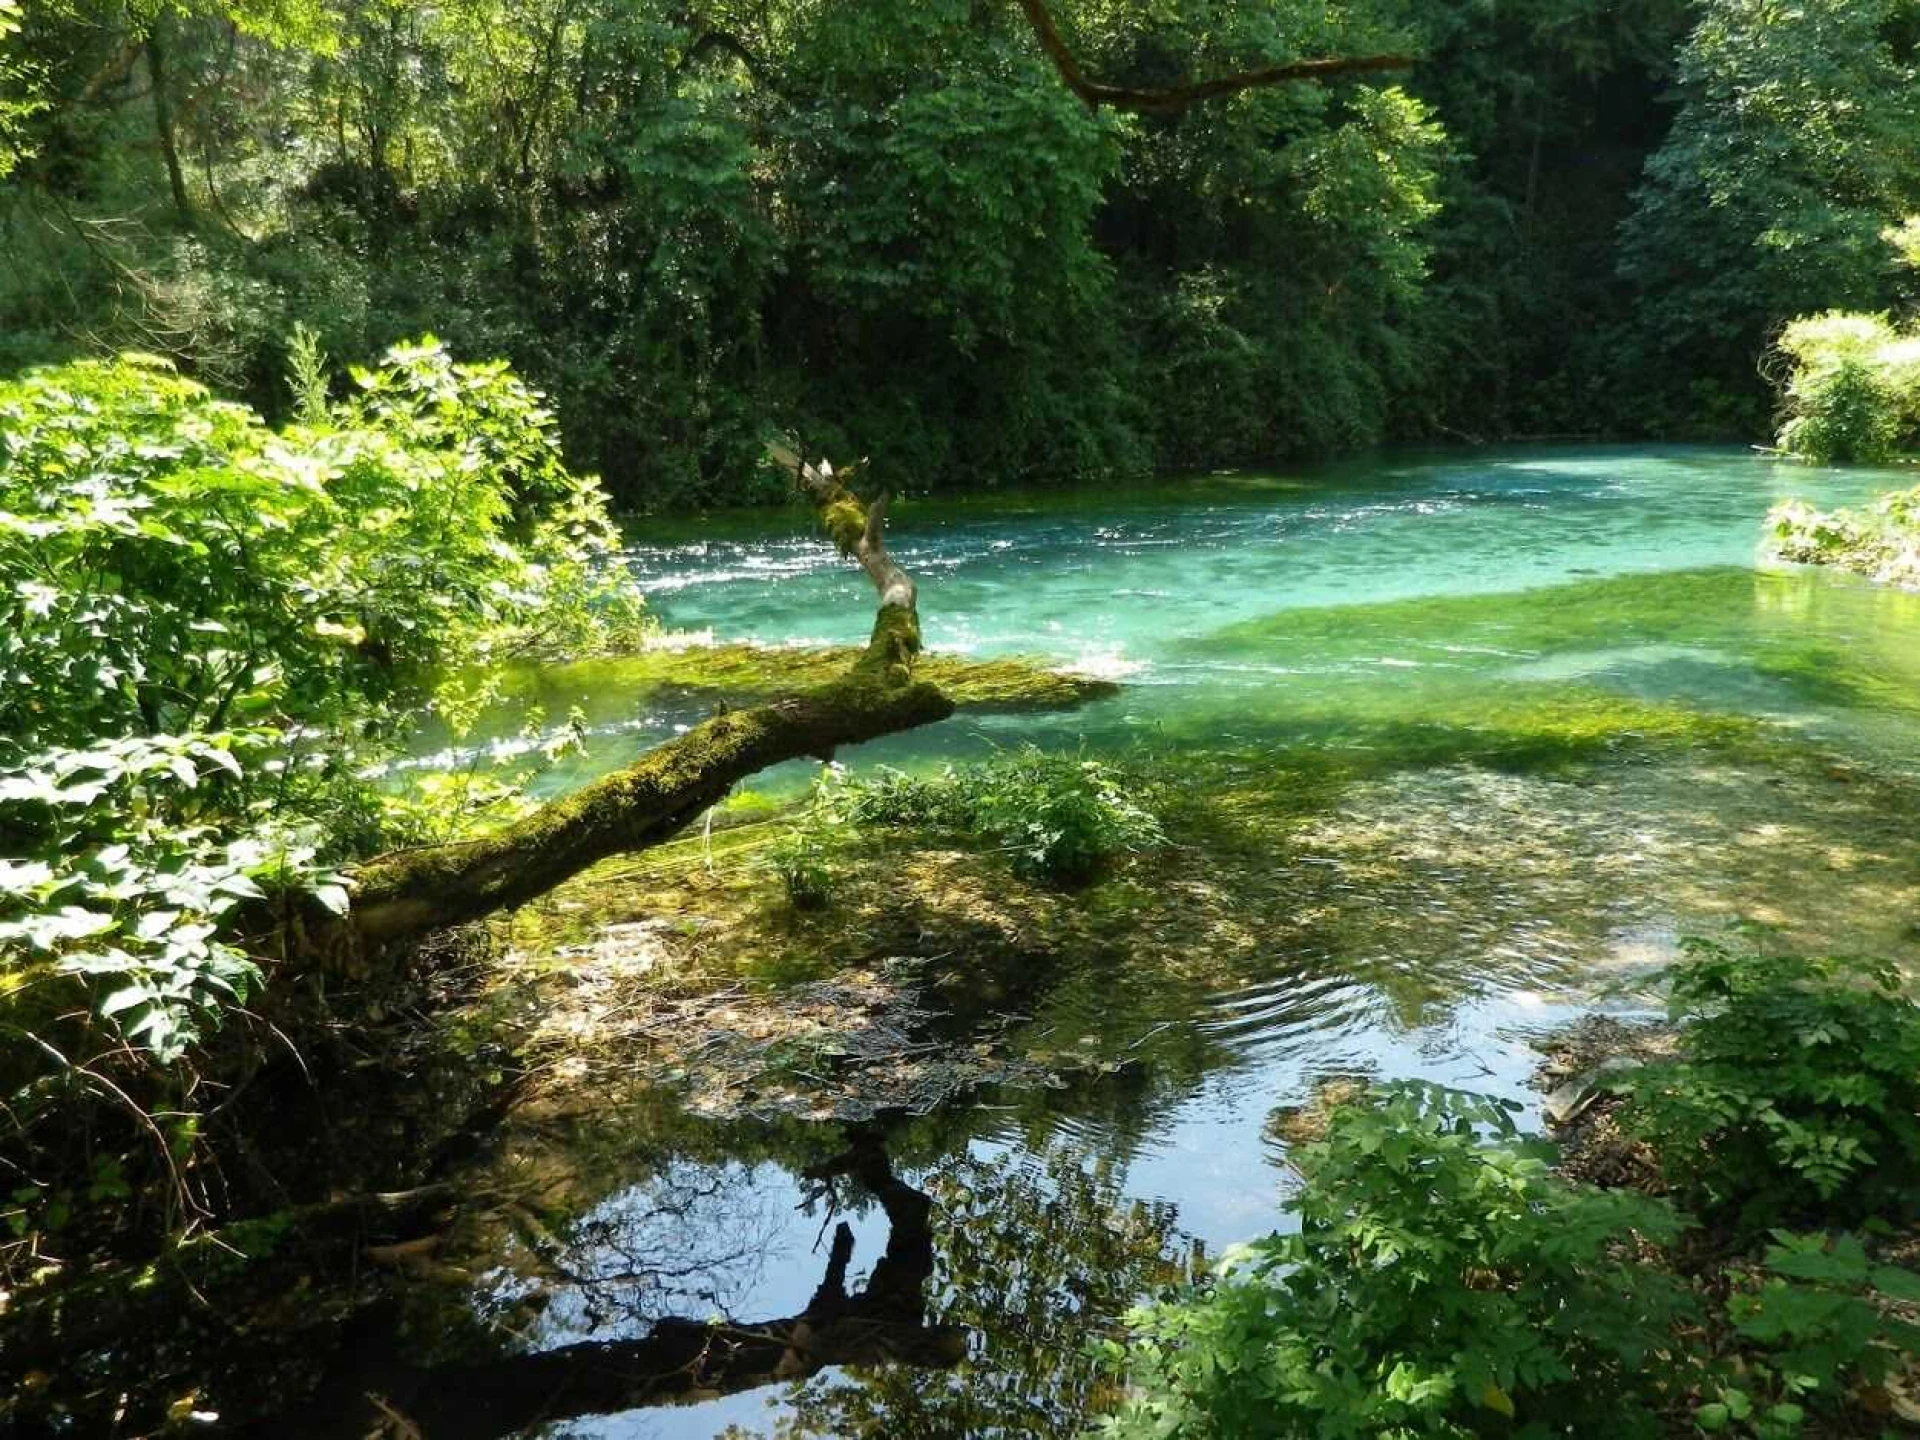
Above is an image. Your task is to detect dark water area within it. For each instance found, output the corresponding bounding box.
[363,447,1920,1438]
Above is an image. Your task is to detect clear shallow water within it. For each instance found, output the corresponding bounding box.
[418,448,1920,1438]
[444,446,1919,791]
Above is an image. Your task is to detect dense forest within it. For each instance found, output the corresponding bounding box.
[5,1,1920,1437]
[5,0,1917,505]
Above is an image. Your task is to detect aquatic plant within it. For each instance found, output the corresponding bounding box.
[1771,486,1920,590]
[841,748,1165,884]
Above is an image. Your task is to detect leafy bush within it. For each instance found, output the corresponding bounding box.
[1620,942,1920,1234]
[1101,1083,1696,1439]
[1702,1230,1920,1435]
[767,829,838,910]
[0,341,644,1061]
[841,749,1163,884]
[1773,312,1920,463]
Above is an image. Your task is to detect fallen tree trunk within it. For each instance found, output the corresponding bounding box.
[338,449,952,956]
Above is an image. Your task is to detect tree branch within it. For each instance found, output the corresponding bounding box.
[678,28,780,95]
[332,446,949,955]
[1012,0,1414,114]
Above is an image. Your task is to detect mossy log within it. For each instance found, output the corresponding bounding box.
[341,449,951,955]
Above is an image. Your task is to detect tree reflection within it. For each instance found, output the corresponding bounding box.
[771,1143,1191,1438]
[259,1129,1186,1438]
[482,1153,797,1343]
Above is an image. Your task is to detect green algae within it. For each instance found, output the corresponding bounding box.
[1198,567,1920,724]
[487,641,1118,717]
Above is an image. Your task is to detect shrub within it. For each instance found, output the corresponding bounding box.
[1702,1230,1920,1435]
[842,748,1163,884]
[1773,312,1920,463]
[1619,942,1920,1234]
[766,821,842,911]
[1100,1083,1696,1439]
[0,341,644,1061]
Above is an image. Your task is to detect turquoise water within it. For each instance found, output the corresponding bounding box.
[444,446,1917,787]
[632,447,1842,653]
[418,448,1920,1438]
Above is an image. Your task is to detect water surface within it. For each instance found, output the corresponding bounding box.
[427,448,1920,1438]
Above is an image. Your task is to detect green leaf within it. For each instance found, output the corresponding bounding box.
[1869,1265,1920,1303]
[99,984,152,1018]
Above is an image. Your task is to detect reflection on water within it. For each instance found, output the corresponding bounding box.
[369,448,1920,1437]
[746,1145,1186,1440]
[276,1129,1186,1440]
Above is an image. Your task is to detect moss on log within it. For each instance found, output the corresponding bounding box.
[497,643,1118,715]
[352,666,952,948]
[341,449,961,954]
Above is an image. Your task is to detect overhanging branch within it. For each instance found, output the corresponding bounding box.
[1013,0,1415,114]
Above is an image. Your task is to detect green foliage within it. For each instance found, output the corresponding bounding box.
[284,321,331,423]
[766,828,838,911]
[1101,1082,1695,1439]
[1619,942,1920,1234]
[0,0,41,179]
[0,0,1473,501]
[1102,1066,1920,1438]
[765,792,848,911]
[1703,1230,1920,1433]
[15,0,1919,473]
[0,341,642,1060]
[840,749,1163,884]
[1617,0,1920,419]
[1888,216,1920,273]
[1772,311,1920,463]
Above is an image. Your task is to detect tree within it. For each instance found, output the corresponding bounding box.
[1617,0,1920,427]
[296,10,1432,957]
[337,447,950,955]
[0,0,40,178]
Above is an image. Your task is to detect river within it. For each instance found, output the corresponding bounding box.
[393,446,1920,1438]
